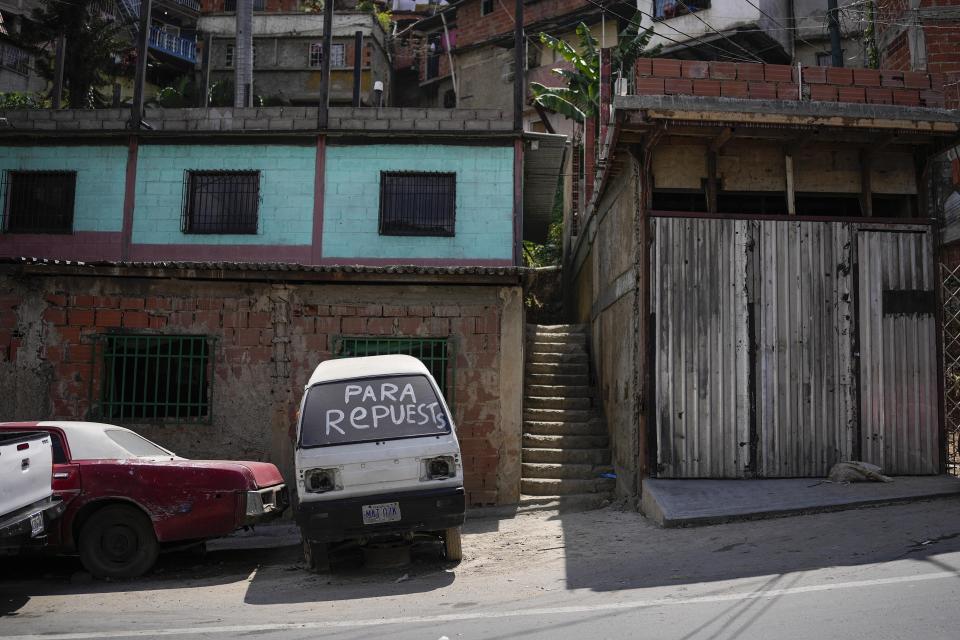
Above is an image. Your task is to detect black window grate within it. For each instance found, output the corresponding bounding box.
[98,334,213,423]
[182,170,260,234]
[379,172,456,237]
[2,170,76,234]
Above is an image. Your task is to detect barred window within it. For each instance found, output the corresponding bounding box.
[99,335,212,422]
[183,171,259,234]
[225,43,256,68]
[334,336,455,408]
[654,0,711,19]
[481,0,494,15]
[1,44,29,75]
[379,172,456,237]
[330,43,346,68]
[309,42,322,67]
[2,170,76,234]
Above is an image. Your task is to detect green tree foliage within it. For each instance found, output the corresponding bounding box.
[0,92,50,109]
[529,12,658,123]
[27,0,128,108]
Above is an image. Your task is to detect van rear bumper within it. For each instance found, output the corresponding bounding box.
[296,486,465,543]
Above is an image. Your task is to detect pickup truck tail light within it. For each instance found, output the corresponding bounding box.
[421,456,457,481]
[303,468,341,494]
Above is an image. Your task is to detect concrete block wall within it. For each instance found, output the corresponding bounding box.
[0,274,524,506]
[0,106,513,133]
[323,144,515,262]
[133,144,316,247]
[0,145,127,262]
[634,58,948,108]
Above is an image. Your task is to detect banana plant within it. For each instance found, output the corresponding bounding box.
[530,12,659,122]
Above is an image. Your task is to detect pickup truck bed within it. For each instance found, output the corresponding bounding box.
[0,431,64,551]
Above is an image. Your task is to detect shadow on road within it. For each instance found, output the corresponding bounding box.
[242,539,456,605]
[555,497,960,593]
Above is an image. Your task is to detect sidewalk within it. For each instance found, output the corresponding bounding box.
[641,475,960,527]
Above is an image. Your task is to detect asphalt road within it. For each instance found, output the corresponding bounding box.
[3,499,960,640]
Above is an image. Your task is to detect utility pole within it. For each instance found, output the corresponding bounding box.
[317,0,334,128]
[352,30,362,108]
[52,34,65,109]
[131,0,153,127]
[235,0,253,107]
[827,0,843,67]
[513,0,524,131]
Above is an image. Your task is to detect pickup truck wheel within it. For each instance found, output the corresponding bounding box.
[303,539,330,573]
[443,526,462,562]
[78,505,159,579]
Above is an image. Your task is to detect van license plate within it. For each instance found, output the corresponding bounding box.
[362,502,401,525]
[29,512,43,537]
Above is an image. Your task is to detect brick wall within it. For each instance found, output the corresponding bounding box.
[634,58,947,107]
[0,272,524,507]
[453,0,589,49]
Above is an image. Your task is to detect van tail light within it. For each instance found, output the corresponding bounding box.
[421,456,456,481]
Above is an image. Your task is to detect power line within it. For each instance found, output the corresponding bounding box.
[580,0,761,63]
[739,0,822,53]
[674,0,765,62]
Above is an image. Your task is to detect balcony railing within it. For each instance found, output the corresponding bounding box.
[149,27,197,63]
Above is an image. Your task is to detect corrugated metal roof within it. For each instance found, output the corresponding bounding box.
[2,257,528,277]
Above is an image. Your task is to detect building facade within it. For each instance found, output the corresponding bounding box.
[567,58,957,496]
[0,107,562,507]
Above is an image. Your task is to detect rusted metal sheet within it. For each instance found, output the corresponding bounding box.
[651,217,751,478]
[755,220,856,476]
[858,228,940,474]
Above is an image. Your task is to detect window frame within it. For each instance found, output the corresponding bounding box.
[2,170,77,234]
[309,42,322,67]
[480,0,494,16]
[97,334,214,424]
[654,0,711,20]
[378,171,457,238]
[182,170,261,235]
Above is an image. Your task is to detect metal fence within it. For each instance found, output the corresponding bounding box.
[942,263,960,475]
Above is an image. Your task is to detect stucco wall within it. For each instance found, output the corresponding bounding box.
[322,144,515,261]
[132,143,316,246]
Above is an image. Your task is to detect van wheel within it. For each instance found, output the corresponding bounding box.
[443,526,462,562]
[78,505,159,579]
[303,539,330,573]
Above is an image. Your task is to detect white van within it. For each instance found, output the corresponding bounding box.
[294,354,465,571]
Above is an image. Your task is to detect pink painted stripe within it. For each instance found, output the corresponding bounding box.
[0,231,123,262]
[129,244,314,262]
[317,257,515,267]
[311,135,326,264]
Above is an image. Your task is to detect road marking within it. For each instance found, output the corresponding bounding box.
[7,570,960,640]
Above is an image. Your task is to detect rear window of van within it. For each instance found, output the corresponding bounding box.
[299,374,451,448]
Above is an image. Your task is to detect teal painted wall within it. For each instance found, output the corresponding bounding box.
[133,144,315,245]
[323,145,514,261]
[0,145,127,232]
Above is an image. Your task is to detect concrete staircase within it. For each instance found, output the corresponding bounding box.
[521,324,614,509]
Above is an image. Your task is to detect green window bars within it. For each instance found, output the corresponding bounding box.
[333,336,456,409]
[98,335,212,423]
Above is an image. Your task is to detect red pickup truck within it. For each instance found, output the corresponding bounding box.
[0,421,288,578]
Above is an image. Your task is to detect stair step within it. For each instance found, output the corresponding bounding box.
[523,420,606,436]
[527,323,587,333]
[524,396,592,410]
[525,373,590,386]
[521,477,616,496]
[517,493,611,513]
[523,433,610,449]
[524,408,599,423]
[522,447,611,464]
[526,362,589,376]
[527,352,588,365]
[521,462,614,480]
[524,384,592,398]
[529,341,586,354]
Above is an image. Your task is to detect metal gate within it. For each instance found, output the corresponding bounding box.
[857,231,939,474]
[651,217,941,478]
